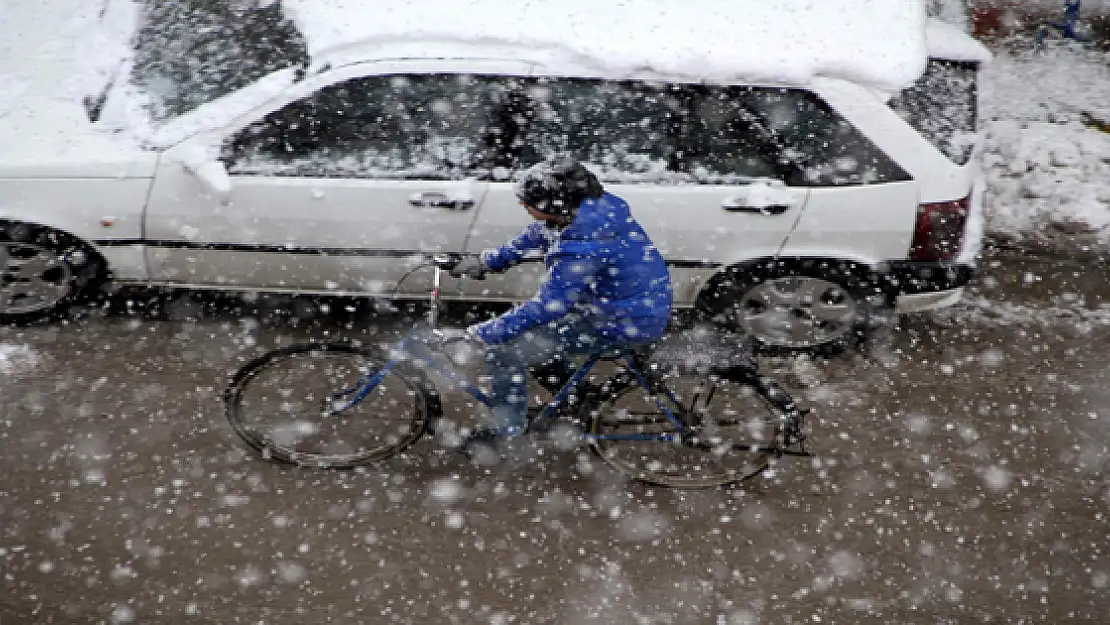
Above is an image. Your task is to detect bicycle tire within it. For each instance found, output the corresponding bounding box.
[588,366,795,488]
[225,342,435,469]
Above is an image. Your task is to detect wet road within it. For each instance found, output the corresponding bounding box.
[2,248,1110,624]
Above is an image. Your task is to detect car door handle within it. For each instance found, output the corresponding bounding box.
[722,202,790,215]
[409,192,474,210]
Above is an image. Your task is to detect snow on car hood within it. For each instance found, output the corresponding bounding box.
[0,99,159,179]
[0,0,153,178]
[283,0,930,91]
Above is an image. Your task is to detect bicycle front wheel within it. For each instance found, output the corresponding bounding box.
[225,342,433,469]
[589,371,792,488]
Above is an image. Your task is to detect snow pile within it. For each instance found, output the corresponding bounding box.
[0,344,41,376]
[282,0,929,91]
[980,43,1110,243]
[982,120,1110,239]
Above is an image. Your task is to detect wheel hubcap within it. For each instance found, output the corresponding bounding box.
[0,242,73,315]
[734,277,860,348]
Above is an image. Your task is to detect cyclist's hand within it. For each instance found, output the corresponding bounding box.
[437,326,487,367]
[464,325,488,350]
[448,254,488,280]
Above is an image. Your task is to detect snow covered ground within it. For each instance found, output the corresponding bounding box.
[980,41,1110,246]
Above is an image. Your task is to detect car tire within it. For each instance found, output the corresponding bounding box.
[696,258,887,355]
[0,222,107,326]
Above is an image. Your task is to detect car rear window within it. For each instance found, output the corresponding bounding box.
[888,59,979,166]
[224,73,910,186]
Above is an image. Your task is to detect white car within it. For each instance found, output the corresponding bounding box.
[0,8,990,353]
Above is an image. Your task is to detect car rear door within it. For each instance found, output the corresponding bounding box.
[460,77,807,304]
[767,83,921,262]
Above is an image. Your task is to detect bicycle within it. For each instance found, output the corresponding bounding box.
[223,254,811,488]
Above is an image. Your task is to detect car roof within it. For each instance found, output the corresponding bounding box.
[305,41,797,87]
[286,0,931,91]
[306,19,991,90]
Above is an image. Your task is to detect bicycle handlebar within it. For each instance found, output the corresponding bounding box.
[431,253,465,271]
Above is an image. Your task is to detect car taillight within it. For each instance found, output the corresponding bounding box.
[909,196,970,262]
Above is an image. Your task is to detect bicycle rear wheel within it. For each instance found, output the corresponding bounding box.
[225,342,433,468]
[588,369,795,488]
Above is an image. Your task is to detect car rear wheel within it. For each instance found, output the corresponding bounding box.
[0,222,106,325]
[698,259,885,355]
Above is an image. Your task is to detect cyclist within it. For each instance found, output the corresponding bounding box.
[450,156,673,447]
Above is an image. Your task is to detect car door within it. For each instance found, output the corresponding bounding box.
[461,77,806,304]
[143,63,530,298]
[752,86,921,263]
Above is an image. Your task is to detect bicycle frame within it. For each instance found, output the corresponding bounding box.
[330,261,691,443]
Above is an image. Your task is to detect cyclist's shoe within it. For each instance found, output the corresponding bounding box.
[780,408,812,457]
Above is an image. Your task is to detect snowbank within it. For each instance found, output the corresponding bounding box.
[980,43,1110,244]
[282,0,929,91]
[983,120,1110,239]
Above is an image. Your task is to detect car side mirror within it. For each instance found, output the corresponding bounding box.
[185,160,233,203]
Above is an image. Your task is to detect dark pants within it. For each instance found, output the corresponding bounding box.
[482,318,627,434]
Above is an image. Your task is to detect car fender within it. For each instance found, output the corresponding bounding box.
[0,176,155,282]
[0,178,150,242]
[668,244,783,304]
[685,250,887,307]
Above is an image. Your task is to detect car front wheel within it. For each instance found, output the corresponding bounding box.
[698,259,886,355]
[0,222,105,325]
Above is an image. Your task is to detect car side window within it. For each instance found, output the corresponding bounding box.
[516,78,900,186]
[520,79,782,183]
[223,74,530,179]
[681,89,788,182]
[737,87,912,186]
[522,79,680,179]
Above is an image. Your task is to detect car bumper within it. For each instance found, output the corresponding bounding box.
[894,287,965,313]
[881,262,974,313]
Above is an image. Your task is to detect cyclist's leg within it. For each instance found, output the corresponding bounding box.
[483,319,618,434]
[484,326,563,435]
[529,319,618,394]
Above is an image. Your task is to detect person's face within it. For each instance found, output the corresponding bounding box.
[521,201,550,222]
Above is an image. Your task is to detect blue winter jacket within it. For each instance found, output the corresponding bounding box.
[472,192,673,345]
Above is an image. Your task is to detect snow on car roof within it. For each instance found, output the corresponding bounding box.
[925,17,993,64]
[282,0,931,91]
